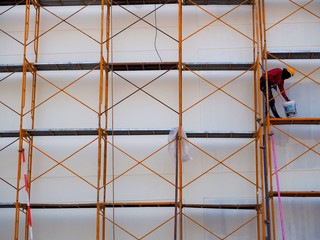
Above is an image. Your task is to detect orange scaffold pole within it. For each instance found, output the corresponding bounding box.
[20,148,33,240]
[178,0,183,239]
[15,0,31,239]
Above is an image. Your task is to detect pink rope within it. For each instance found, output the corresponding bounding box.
[271,133,285,240]
[21,148,33,240]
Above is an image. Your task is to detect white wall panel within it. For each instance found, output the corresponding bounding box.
[0,1,319,239]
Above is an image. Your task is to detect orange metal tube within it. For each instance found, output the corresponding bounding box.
[252,3,262,237]
[183,139,256,188]
[105,5,111,239]
[102,1,111,239]
[15,1,31,239]
[260,0,277,238]
[100,139,175,189]
[139,214,178,240]
[23,67,100,116]
[256,1,266,238]
[100,213,140,240]
[21,138,98,189]
[289,0,320,19]
[274,140,320,174]
[0,0,24,15]
[267,54,320,102]
[183,137,260,188]
[24,3,40,238]
[178,0,183,239]
[222,213,260,239]
[266,0,314,31]
[182,213,223,240]
[102,138,176,187]
[0,101,21,115]
[259,6,270,240]
[272,124,320,157]
[40,6,100,44]
[26,0,99,47]
[96,0,106,238]
[23,137,99,189]
[182,65,256,114]
[183,0,255,43]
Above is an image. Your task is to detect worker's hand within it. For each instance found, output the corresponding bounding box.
[285,97,290,102]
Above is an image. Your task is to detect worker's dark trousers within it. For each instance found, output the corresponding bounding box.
[260,77,281,118]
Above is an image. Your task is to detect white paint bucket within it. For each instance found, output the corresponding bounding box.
[283,100,297,118]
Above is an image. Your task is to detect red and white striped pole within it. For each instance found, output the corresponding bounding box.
[21,148,33,240]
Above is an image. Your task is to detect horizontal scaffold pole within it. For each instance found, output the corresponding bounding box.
[0,128,255,138]
[1,202,260,210]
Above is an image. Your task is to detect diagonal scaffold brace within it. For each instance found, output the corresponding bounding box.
[19,148,33,240]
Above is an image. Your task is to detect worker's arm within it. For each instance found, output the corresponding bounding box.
[278,82,289,101]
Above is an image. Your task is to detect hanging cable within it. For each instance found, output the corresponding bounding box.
[154,4,162,62]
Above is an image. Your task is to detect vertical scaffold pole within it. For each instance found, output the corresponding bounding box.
[259,1,272,230]
[174,134,179,240]
[97,1,106,239]
[254,1,267,238]
[25,2,40,239]
[102,0,111,239]
[178,0,183,239]
[21,148,33,240]
[15,1,31,239]
[252,2,261,239]
[263,135,270,240]
[260,0,276,238]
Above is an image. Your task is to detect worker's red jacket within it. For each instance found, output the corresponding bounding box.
[261,68,288,99]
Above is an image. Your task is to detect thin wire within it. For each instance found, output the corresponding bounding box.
[154,4,162,62]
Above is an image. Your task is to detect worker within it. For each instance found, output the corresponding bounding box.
[260,67,295,118]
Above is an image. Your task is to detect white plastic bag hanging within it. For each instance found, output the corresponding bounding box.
[168,127,192,162]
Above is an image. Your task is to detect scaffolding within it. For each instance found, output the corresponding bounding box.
[259,0,320,239]
[0,0,318,239]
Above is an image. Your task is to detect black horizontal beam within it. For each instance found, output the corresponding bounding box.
[184,62,253,71]
[0,129,255,138]
[0,0,252,6]
[1,202,259,209]
[270,191,320,198]
[268,51,320,60]
[270,118,320,126]
[184,203,260,210]
[0,62,254,73]
[0,203,15,208]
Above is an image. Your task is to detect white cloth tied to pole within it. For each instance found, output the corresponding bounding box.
[168,127,192,162]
